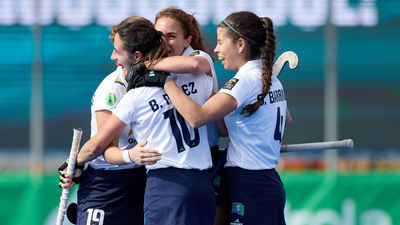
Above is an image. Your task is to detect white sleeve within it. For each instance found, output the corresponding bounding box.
[194,51,219,92]
[194,50,213,67]
[93,73,124,112]
[219,72,251,108]
[112,91,135,126]
[93,87,115,112]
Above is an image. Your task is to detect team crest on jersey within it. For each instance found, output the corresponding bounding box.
[232,202,245,216]
[189,50,200,56]
[222,78,239,90]
[105,93,116,106]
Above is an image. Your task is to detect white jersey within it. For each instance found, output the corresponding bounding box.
[219,60,287,170]
[181,46,220,148]
[89,67,139,170]
[113,64,214,170]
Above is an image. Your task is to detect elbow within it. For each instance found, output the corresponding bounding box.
[190,121,201,129]
[86,141,106,158]
[189,59,209,73]
[188,117,206,128]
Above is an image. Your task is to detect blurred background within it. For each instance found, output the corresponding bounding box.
[0,0,399,225]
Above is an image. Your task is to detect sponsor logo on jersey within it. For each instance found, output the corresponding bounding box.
[230,219,243,225]
[232,202,245,216]
[190,50,200,56]
[222,78,239,90]
[105,93,117,106]
[114,78,126,87]
[127,129,137,144]
[128,138,137,145]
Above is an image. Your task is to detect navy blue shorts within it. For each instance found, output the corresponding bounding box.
[144,167,216,225]
[227,167,286,225]
[77,165,146,225]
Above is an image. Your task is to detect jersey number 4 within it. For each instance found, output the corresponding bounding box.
[163,108,200,153]
[274,107,283,142]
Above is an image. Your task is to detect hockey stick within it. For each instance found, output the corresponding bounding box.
[273,51,298,77]
[209,139,354,181]
[280,139,354,153]
[56,128,83,225]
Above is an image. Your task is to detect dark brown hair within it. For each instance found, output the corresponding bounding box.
[218,11,276,117]
[155,7,213,58]
[114,16,168,67]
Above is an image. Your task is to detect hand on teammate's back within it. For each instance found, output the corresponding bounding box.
[125,62,171,90]
[126,62,147,91]
[134,70,171,88]
[128,140,162,165]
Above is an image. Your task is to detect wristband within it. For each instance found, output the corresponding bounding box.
[122,150,133,164]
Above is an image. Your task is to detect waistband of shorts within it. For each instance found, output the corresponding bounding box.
[87,164,146,173]
[226,166,275,173]
[147,167,208,175]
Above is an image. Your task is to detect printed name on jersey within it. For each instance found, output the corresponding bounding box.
[148,94,171,112]
[148,82,197,112]
[268,88,286,103]
[189,50,200,56]
[105,93,117,106]
[258,88,286,105]
[222,78,239,90]
[181,82,197,96]
[114,78,126,87]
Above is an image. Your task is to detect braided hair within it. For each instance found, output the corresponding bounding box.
[218,11,276,117]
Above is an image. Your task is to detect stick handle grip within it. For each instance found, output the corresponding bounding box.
[56,128,82,225]
[281,139,354,153]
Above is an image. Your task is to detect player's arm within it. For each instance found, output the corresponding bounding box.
[208,89,228,136]
[148,56,210,74]
[75,110,116,163]
[286,108,293,125]
[216,119,228,137]
[164,78,237,128]
[60,115,125,189]
[103,140,161,165]
[77,114,126,164]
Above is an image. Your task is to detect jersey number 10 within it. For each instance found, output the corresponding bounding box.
[163,108,200,153]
